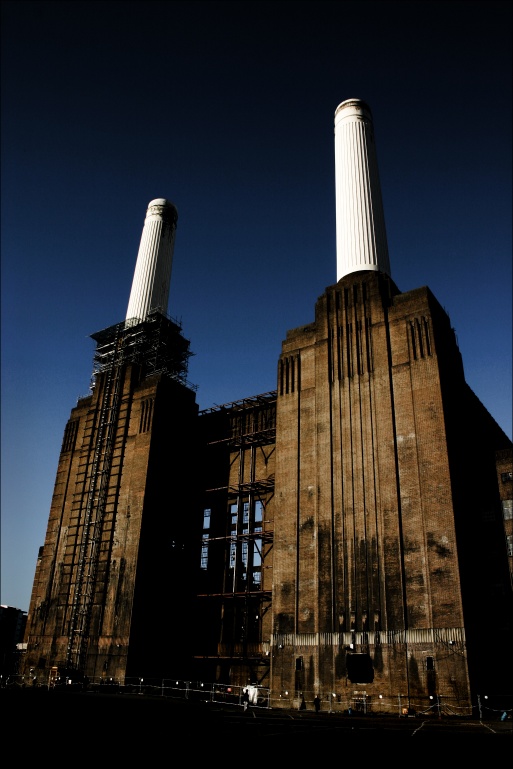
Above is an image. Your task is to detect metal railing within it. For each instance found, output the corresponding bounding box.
[2,675,511,721]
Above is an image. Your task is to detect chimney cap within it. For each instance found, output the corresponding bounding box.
[147,198,176,209]
[145,198,178,223]
[335,98,372,122]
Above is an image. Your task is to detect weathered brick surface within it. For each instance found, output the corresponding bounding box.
[271,271,512,709]
[20,276,511,711]
[22,354,199,684]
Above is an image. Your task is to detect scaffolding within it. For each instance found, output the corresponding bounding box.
[197,392,276,684]
[90,310,196,390]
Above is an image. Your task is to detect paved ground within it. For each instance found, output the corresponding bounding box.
[3,687,511,749]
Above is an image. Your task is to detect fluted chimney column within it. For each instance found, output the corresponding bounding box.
[334,99,390,281]
[126,198,178,322]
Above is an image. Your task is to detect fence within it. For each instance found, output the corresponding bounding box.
[2,675,511,720]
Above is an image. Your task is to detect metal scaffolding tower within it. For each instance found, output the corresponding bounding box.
[196,392,276,684]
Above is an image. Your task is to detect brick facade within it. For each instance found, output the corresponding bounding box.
[270,270,512,710]
[22,318,199,683]
[21,276,512,713]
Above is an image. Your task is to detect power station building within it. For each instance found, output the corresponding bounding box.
[21,100,512,713]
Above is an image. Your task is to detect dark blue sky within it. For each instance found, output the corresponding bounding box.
[1,0,511,611]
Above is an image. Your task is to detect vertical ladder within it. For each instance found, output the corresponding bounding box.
[66,329,125,672]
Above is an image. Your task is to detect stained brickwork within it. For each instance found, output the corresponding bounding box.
[20,277,512,712]
[22,318,199,684]
[271,271,512,710]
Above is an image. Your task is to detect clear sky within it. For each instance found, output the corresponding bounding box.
[1,1,511,612]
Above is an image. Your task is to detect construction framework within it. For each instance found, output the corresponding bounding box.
[91,310,194,386]
[196,392,277,686]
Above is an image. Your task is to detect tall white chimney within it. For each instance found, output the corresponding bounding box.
[126,198,178,322]
[334,99,390,281]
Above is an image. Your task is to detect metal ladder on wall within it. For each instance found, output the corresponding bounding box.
[65,328,126,673]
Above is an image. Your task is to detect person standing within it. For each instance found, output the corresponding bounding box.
[314,695,321,714]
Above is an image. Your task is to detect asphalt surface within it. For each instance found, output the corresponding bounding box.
[3,687,511,748]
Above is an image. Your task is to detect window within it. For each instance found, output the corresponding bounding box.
[501,471,513,483]
[255,501,263,531]
[253,539,262,568]
[227,499,265,589]
[200,535,209,570]
[252,538,262,589]
[503,500,513,521]
[241,541,248,568]
[229,541,236,569]
[200,508,211,569]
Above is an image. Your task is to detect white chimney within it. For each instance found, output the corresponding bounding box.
[334,99,390,281]
[126,198,178,322]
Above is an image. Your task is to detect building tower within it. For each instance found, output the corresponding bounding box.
[269,99,512,712]
[22,200,199,684]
